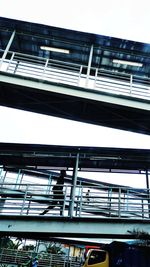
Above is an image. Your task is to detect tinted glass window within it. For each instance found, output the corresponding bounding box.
[88,250,106,265]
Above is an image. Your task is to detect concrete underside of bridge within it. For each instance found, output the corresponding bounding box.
[0,72,150,135]
[0,216,150,240]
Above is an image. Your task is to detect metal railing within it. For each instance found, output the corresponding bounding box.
[0,183,150,220]
[0,49,150,101]
[0,248,82,267]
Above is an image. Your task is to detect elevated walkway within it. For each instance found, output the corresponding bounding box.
[0,143,150,239]
[0,180,150,238]
[0,17,150,134]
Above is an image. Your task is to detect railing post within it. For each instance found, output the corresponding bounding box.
[85,44,93,87]
[69,153,79,217]
[78,65,83,86]
[6,51,15,72]
[20,184,28,215]
[118,187,121,218]
[78,186,83,217]
[63,186,67,216]
[142,199,144,218]
[42,58,49,78]
[130,74,133,94]
[0,30,16,70]
[108,187,112,217]
[94,68,98,89]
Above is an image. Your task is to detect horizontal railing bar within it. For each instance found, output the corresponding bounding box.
[1,182,149,219]
[1,49,150,85]
[7,49,82,68]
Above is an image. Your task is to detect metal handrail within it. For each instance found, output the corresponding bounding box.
[0,183,150,219]
[0,49,150,101]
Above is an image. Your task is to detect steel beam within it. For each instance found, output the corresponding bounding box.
[0,72,150,112]
[0,216,150,239]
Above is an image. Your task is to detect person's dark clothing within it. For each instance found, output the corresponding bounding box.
[40,171,65,215]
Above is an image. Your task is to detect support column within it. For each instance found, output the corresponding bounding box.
[0,30,16,70]
[69,153,79,217]
[85,44,93,87]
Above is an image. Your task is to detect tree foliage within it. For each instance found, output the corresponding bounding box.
[0,237,22,249]
[127,228,150,246]
[46,242,64,254]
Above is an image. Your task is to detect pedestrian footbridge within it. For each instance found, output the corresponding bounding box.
[0,182,150,239]
[0,143,150,239]
[0,17,150,134]
[0,16,150,240]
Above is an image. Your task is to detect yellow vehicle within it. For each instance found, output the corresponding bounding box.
[82,242,150,267]
[82,249,109,267]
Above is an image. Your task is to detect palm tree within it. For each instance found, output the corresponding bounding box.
[127,228,150,246]
[0,237,22,250]
[46,242,65,254]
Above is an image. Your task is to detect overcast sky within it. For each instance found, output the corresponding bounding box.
[0,0,150,149]
[1,0,150,43]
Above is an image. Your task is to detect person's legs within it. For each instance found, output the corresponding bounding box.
[40,200,57,215]
[59,195,65,215]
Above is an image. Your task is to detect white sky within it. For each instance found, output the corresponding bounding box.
[0,105,150,149]
[0,0,150,149]
[1,0,150,43]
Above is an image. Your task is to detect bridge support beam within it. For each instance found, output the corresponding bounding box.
[0,72,150,135]
[0,216,150,239]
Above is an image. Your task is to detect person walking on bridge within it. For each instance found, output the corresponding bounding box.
[40,170,66,216]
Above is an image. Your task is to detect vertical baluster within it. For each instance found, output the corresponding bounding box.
[78,65,83,86]
[20,184,28,215]
[94,68,98,89]
[6,52,15,72]
[108,187,112,217]
[118,187,121,218]
[130,74,133,94]
[46,174,52,195]
[14,169,21,190]
[62,185,67,216]
[42,58,49,79]
[79,186,83,217]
